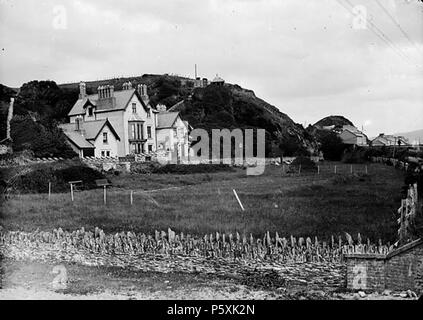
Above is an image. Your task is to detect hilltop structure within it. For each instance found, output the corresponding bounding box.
[60,81,191,159]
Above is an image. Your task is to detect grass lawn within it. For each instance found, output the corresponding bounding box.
[0,163,405,242]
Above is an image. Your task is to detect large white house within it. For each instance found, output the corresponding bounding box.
[155,105,191,162]
[61,81,191,159]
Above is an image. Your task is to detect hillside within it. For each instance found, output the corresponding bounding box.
[58,75,318,157]
[1,75,319,157]
[314,115,354,128]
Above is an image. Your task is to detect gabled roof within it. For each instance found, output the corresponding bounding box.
[157,112,180,129]
[168,100,185,112]
[59,119,120,142]
[372,135,409,145]
[341,129,366,138]
[62,131,95,149]
[68,89,150,116]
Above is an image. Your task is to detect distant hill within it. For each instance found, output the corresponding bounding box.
[314,115,354,128]
[395,129,423,145]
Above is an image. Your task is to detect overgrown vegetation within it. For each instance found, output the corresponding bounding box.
[290,156,317,172]
[131,163,234,175]
[10,115,76,158]
[316,131,346,161]
[10,163,106,193]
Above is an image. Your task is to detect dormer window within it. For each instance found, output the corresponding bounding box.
[88,107,93,116]
[147,109,151,118]
[103,132,108,144]
[132,103,136,114]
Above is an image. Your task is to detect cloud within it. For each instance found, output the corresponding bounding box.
[0,0,422,136]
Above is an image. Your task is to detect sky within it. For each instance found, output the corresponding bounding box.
[0,0,422,137]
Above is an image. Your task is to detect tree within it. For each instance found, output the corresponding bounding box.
[317,131,346,161]
[11,114,76,158]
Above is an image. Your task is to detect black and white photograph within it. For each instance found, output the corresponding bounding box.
[0,0,423,310]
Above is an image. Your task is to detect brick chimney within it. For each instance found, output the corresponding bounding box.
[79,82,87,99]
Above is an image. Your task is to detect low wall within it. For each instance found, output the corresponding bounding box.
[345,239,423,293]
[345,254,386,291]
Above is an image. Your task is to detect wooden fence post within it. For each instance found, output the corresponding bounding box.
[70,183,74,202]
[48,182,51,201]
[365,165,368,174]
[233,189,245,211]
[334,165,337,174]
[298,164,302,175]
[130,190,133,205]
[317,165,320,175]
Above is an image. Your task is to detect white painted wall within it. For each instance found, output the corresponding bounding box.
[123,94,157,154]
[91,125,119,158]
[69,92,158,156]
[96,110,126,156]
[156,115,189,159]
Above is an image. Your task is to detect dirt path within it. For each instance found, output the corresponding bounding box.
[0,259,283,300]
[0,259,417,300]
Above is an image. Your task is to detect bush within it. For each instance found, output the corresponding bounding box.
[131,162,234,175]
[11,115,77,158]
[154,163,234,174]
[130,162,162,174]
[318,131,346,161]
[342,147,368,164]
[290,156,317,172]
[13,165,107,193]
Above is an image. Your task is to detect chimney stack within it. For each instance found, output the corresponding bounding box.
[137,84,148,100]
[98,85,103,99]
[79,82,87,99]
[123,81,133,90]
[156,103,167,112]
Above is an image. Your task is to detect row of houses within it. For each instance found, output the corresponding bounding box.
[330,125,412,148]
[59,81,191,161]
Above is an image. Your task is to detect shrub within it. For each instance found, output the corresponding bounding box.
[131,162,234,175]
[290,156,317,172]
[12,165,107,193]
[153,163,234,174]
[342,147,368,164]
[318,131,346,161]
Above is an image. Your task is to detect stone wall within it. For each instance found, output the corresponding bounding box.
[345,239,423,293]
[345,254,385,291]
[385,242,423,293]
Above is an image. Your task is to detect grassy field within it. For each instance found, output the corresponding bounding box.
[0,163,405,242]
